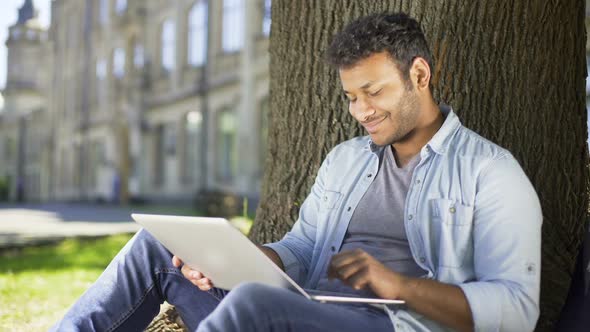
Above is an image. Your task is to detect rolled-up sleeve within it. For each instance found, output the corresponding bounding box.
[264,150,332,285]
[459,153,542,332]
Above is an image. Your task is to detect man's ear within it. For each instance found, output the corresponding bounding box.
[410,57,431,91]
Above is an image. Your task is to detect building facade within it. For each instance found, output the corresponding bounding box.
[1,0,271,203]
[0,0,52,202]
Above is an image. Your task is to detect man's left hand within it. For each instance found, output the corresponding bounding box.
[327,248,408,300]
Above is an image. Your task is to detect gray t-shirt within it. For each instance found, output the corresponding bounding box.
[315,146,426,297]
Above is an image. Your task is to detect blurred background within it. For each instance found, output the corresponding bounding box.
[0,0,270,209]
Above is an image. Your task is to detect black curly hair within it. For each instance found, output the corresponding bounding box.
[326,12,434,83]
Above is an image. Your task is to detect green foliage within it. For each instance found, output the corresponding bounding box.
[0,234,134,331]
[228,197,254,235]
[0,177,9,201]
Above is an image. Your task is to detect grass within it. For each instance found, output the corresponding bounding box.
[0,234,134,331]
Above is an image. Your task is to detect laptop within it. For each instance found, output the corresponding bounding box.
[131,213,405,306]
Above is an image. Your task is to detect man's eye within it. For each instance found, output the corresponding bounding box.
[344,95,356,103]
[368,89,382,97]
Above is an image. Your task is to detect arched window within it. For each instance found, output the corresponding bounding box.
[115,0,127,15]
[188,1,208,66]
[99,0,109,24]
[184,111,203,182]
[216,108,237,181]
[161,19,176,72]
[222,0,244,52]
[134,43,144,68]
[262,0,271,36]
[113,47,125,78]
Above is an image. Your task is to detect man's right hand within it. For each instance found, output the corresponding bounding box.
[172,256,213,291]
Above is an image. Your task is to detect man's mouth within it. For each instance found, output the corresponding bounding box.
[362,116,387,134]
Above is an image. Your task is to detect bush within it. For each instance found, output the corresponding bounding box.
[193,190,242,218]
[0,177,9,201]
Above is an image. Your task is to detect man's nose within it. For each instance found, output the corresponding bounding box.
[350,98,375,121]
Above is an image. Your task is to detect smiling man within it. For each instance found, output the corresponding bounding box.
[52,12,542,332]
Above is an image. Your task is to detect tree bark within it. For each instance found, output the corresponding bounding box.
[251,1,587,331]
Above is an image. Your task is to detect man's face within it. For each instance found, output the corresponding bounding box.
[339,52,421,146]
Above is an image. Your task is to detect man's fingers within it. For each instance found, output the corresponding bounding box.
[345,268,370,290]
[330,249,367,268]
[329,250,369,277]
[181,264,202,280]
[329,260,365,281]
[179,264,215,291]
[191,277,213,291]
[172,256,183,267]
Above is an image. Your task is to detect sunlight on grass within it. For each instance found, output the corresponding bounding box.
[0,234,134,331]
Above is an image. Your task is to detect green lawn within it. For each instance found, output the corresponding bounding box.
[0,234,134,331]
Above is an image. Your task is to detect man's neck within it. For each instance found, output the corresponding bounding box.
[392,101,444,168]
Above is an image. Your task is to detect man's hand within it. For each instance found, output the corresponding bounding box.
[171,246,284,292]
[172,256,213,291]
[329,248,474,332]
[327,248,407,299]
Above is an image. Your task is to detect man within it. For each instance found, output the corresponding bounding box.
[52,12,541,332]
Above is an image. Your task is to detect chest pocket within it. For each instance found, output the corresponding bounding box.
[429,198,474,268]
[320,190,342,210]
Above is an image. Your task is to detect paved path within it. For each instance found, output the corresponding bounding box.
[0,203,141,248]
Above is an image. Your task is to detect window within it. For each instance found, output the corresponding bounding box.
[113,48,125,78]
[96,58,107,103]
[88,142,99,188]
[96,58,107,79]
[5,138,15,161]
[164,123,177,156]
[184,111,203,182]
[262,0,271,36]
[222,0,244,52]
[154,125,164,186]
[99,0,109,24]
[161,19,176,72]
[11,28,21,39]
[115,0,127,15]
[216,109,237,181]
[26,30,36,40]
[188,1,208,66]
[134,44,144,68]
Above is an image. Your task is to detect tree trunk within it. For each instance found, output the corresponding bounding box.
[251,1,588,331]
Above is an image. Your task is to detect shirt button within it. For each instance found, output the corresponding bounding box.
[449,207,456,214]
[419,257,426,263]
[330,246,336,252]
[415,179,421,184]
[347,206,351,212]
[323,196,328,202]
[408,214,413,220]
[367,173,373,178]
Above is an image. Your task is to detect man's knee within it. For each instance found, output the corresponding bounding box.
[200,283,287,331]
[217,283,284,315]
[224,283,278,306]
[113,229,172,266]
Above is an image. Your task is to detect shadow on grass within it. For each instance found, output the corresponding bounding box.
[0,234,135,273]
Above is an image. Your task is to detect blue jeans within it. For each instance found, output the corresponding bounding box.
[51,229,394,331]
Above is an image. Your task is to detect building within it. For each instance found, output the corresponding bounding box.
[1,0,271,204]
[0,0,51,202]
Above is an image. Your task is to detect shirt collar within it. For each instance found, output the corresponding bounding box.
[364,104,462,155]
[425,104,462,155]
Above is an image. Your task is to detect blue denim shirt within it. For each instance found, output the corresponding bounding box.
[266,106,542,332]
